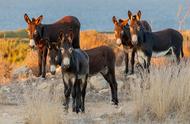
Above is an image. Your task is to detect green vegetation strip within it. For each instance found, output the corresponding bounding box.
[0,29,28,38]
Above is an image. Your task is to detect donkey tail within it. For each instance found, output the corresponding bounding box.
[181,46,184,58]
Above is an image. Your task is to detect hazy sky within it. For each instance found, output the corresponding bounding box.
[0,0,189,31]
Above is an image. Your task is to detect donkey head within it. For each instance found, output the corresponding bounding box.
[58,31,74,70]
[24,13,43,48]
[128,10,142,45]
[112,16,129,46]
[48,42,60,75]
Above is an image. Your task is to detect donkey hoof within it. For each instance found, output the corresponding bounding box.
[39,76,46,80]
[110,100,118,106]
[81,107,85,113]
[72,107,76,112]
[124,70,128,74]
[129,72,134,75]
[76,108,80,114]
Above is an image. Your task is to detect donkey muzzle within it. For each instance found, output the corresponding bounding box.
[29,39,36,48]
[116,38,122,46]
[131,35,138,45]
[50,65,56,75]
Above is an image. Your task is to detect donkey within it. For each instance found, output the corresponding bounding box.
[24,14,80,78]
[50,35,118,105]
[59,32,89,113]
[112,10,151,74]
[85,46,118,105]
[112,16,135,74]
[130,22,184,72]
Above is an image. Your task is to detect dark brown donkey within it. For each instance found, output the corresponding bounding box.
[112,16,136,74]
[24,14,80,78]
[112,10,151,74]
[128,10,152,46]
[85,46,118,105]
[130,22,184,72]
[49,33,118,105]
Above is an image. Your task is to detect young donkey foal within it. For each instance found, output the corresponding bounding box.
[59,32,89,113]
[130,22,184,72]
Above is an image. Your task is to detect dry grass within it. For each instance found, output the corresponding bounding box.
[24,90,63,124]
[23,50,39,76]
[131,61,190,123]
[0,59,12,84]
[0,30,189,84]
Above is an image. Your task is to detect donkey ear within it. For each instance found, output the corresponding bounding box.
[24,13,31,24]
[119,19,124,23]
[136,10,141,21]
[128,10,132,20]
[121,19,129,27]
[112,16,118,25]
[35,15,43,25]
[68,31,74,43]
[58,31,64,42]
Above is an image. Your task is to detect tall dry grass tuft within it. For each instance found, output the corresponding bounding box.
[132,61,190,122]
[24,50,39,76]
[24,90,63,124]
[80,30,109,49]
[0,59,12,84]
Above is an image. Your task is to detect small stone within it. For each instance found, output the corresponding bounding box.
[93,117,103,121]
[99,89,109,94]
[2,113,9,118]
[89,76,108,91]
[12,65,31,79]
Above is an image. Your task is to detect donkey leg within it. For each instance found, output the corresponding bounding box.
[72,82,76,112]
[124,51,129,74]
[130,49,136,74]
[146,56,151,73]
[37,50,42,77]
[81,75,88,112]
[42,47,48,78]
[174,48,181,64]
[75,79,82,113]
[63,79,72,111]
[102,71,118,105]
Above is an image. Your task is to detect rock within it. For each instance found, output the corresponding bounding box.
[12,65,32,79]
[93,117,103,121]
[0,86,10,93]
[89,76,108,91]
[99,89,109,94]
[2,113,9,118]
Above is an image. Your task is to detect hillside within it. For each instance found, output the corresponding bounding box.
[0,30,190,124]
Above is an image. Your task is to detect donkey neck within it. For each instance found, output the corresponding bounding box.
[121,28,133,48]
